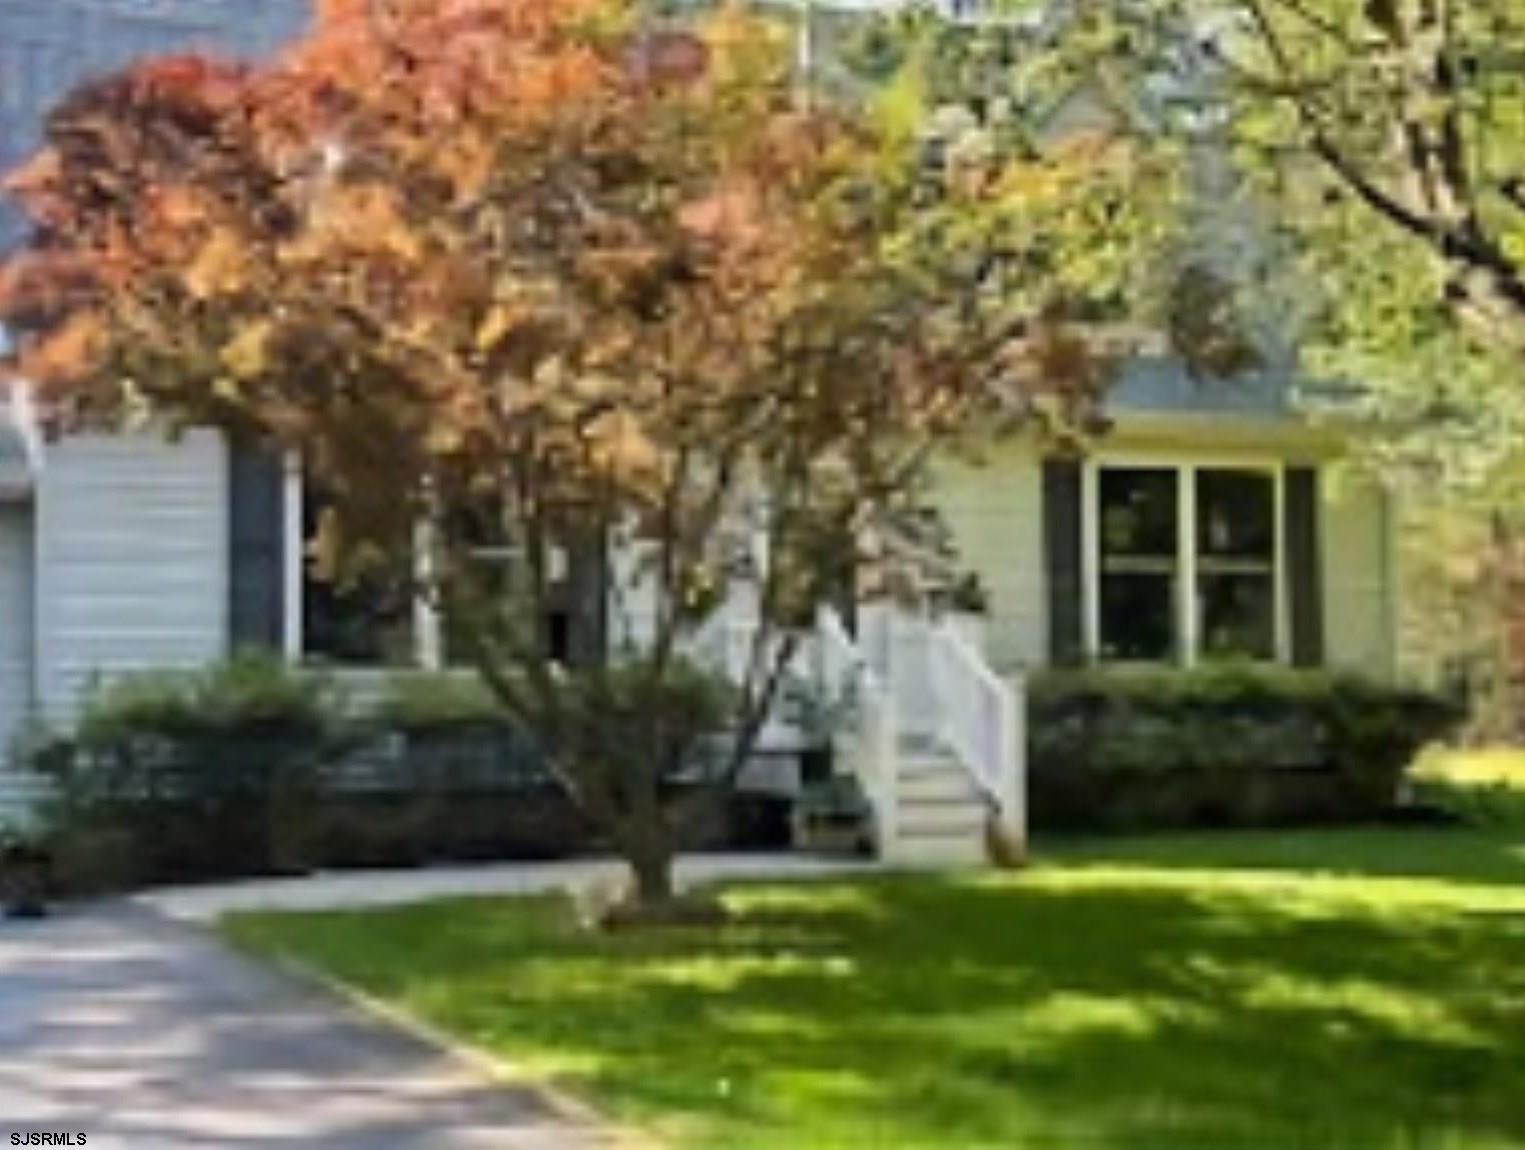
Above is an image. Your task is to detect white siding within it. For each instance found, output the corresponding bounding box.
[35,430,230,722]
[1322,469,1396,679]
[927,445,1047,673]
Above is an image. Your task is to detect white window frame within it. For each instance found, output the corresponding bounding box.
[280,456,584,673]
[1081,455,1288,666]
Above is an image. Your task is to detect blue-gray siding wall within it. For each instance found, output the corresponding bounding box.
[0,0,311,252]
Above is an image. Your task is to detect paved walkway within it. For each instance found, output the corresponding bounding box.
[0,905,622,1149]
[2,854,871,1149]
[135,851,874,923]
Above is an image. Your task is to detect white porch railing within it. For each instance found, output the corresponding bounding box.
[817,606,899,858]
[930,619,1026,850]
[687,595,1025,864]
[853,603,1027,858]
[859,605,940,740]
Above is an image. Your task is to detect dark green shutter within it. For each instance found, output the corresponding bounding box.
[1285,466,1324,668]
[1044,457,1085,666]
[228,440,286,652]
[565,527,609,668]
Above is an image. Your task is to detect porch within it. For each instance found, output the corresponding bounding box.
[689,602,1026,868]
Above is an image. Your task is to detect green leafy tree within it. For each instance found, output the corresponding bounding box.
[1,0,1111,908]
[838,1,1525,721]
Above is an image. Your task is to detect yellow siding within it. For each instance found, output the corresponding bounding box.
[1321,469,1396,678]
[927,437,1398,681]
[927,445,1047,674]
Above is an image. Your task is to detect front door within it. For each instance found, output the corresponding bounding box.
[0,503,35,771]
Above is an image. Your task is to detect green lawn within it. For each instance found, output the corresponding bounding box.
[225,828,1525,1150]
[1414,748,1525,828]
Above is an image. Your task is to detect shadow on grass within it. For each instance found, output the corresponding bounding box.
[226,831,1525,1150]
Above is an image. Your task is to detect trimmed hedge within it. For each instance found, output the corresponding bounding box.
[32,657,352,888]
[1028,665,1461,830]
[28,658,787,894]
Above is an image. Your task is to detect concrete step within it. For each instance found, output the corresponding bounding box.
[896,732,944,757]
[896,768,981,804]
[896,801,986,838]
[887,829,987,868]
[897,752,963,775]
[897,747,977,773]
[838,732,991,869]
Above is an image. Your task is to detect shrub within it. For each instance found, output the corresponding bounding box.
[1,821,52,918]
[370,672,511,734]
[321,670,590,867]
[1028,664,1461,830]
[34,656,352,889]
[24,659,779,893]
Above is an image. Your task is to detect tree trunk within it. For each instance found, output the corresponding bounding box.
[605,822,727,929]
[623,819,677,909]
[628,838,675,907]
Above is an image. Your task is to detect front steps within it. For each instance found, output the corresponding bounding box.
[884,744,989,867]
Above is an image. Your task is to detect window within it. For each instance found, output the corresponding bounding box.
[300,482,417,666]
[439,493,519,666]
[1097,468,1179,661]
[282,460,605,669]
[1088,462,1283,665]
[438,495,595,668]
[1197,469,1276,660]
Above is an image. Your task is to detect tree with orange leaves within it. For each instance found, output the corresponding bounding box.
[1,0,1113,911]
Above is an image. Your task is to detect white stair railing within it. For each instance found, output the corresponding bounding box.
[816,607,899,859]
[858,604,939,741]
[930,620,1027,856]
[697,600,1022,865]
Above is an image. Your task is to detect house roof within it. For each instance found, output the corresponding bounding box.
[1110,356,1297,419]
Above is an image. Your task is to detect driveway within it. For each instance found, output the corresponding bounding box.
[0,905,621,1149]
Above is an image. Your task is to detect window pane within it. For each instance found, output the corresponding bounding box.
[302,489,415,666]
[1098,468,1179,662]
[439,499,602,669]
[440,492,517,665]
[1100,468,1178,558]
[1100,572,1177,662]
[442,555,515,664]
[1200,572,1276,660]
[1198,469,1274,561]
[1196,469,1276,661]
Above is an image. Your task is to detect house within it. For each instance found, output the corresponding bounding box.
[933,366,1395,680]
[0,0,312,817]
[0,0,1401,860]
